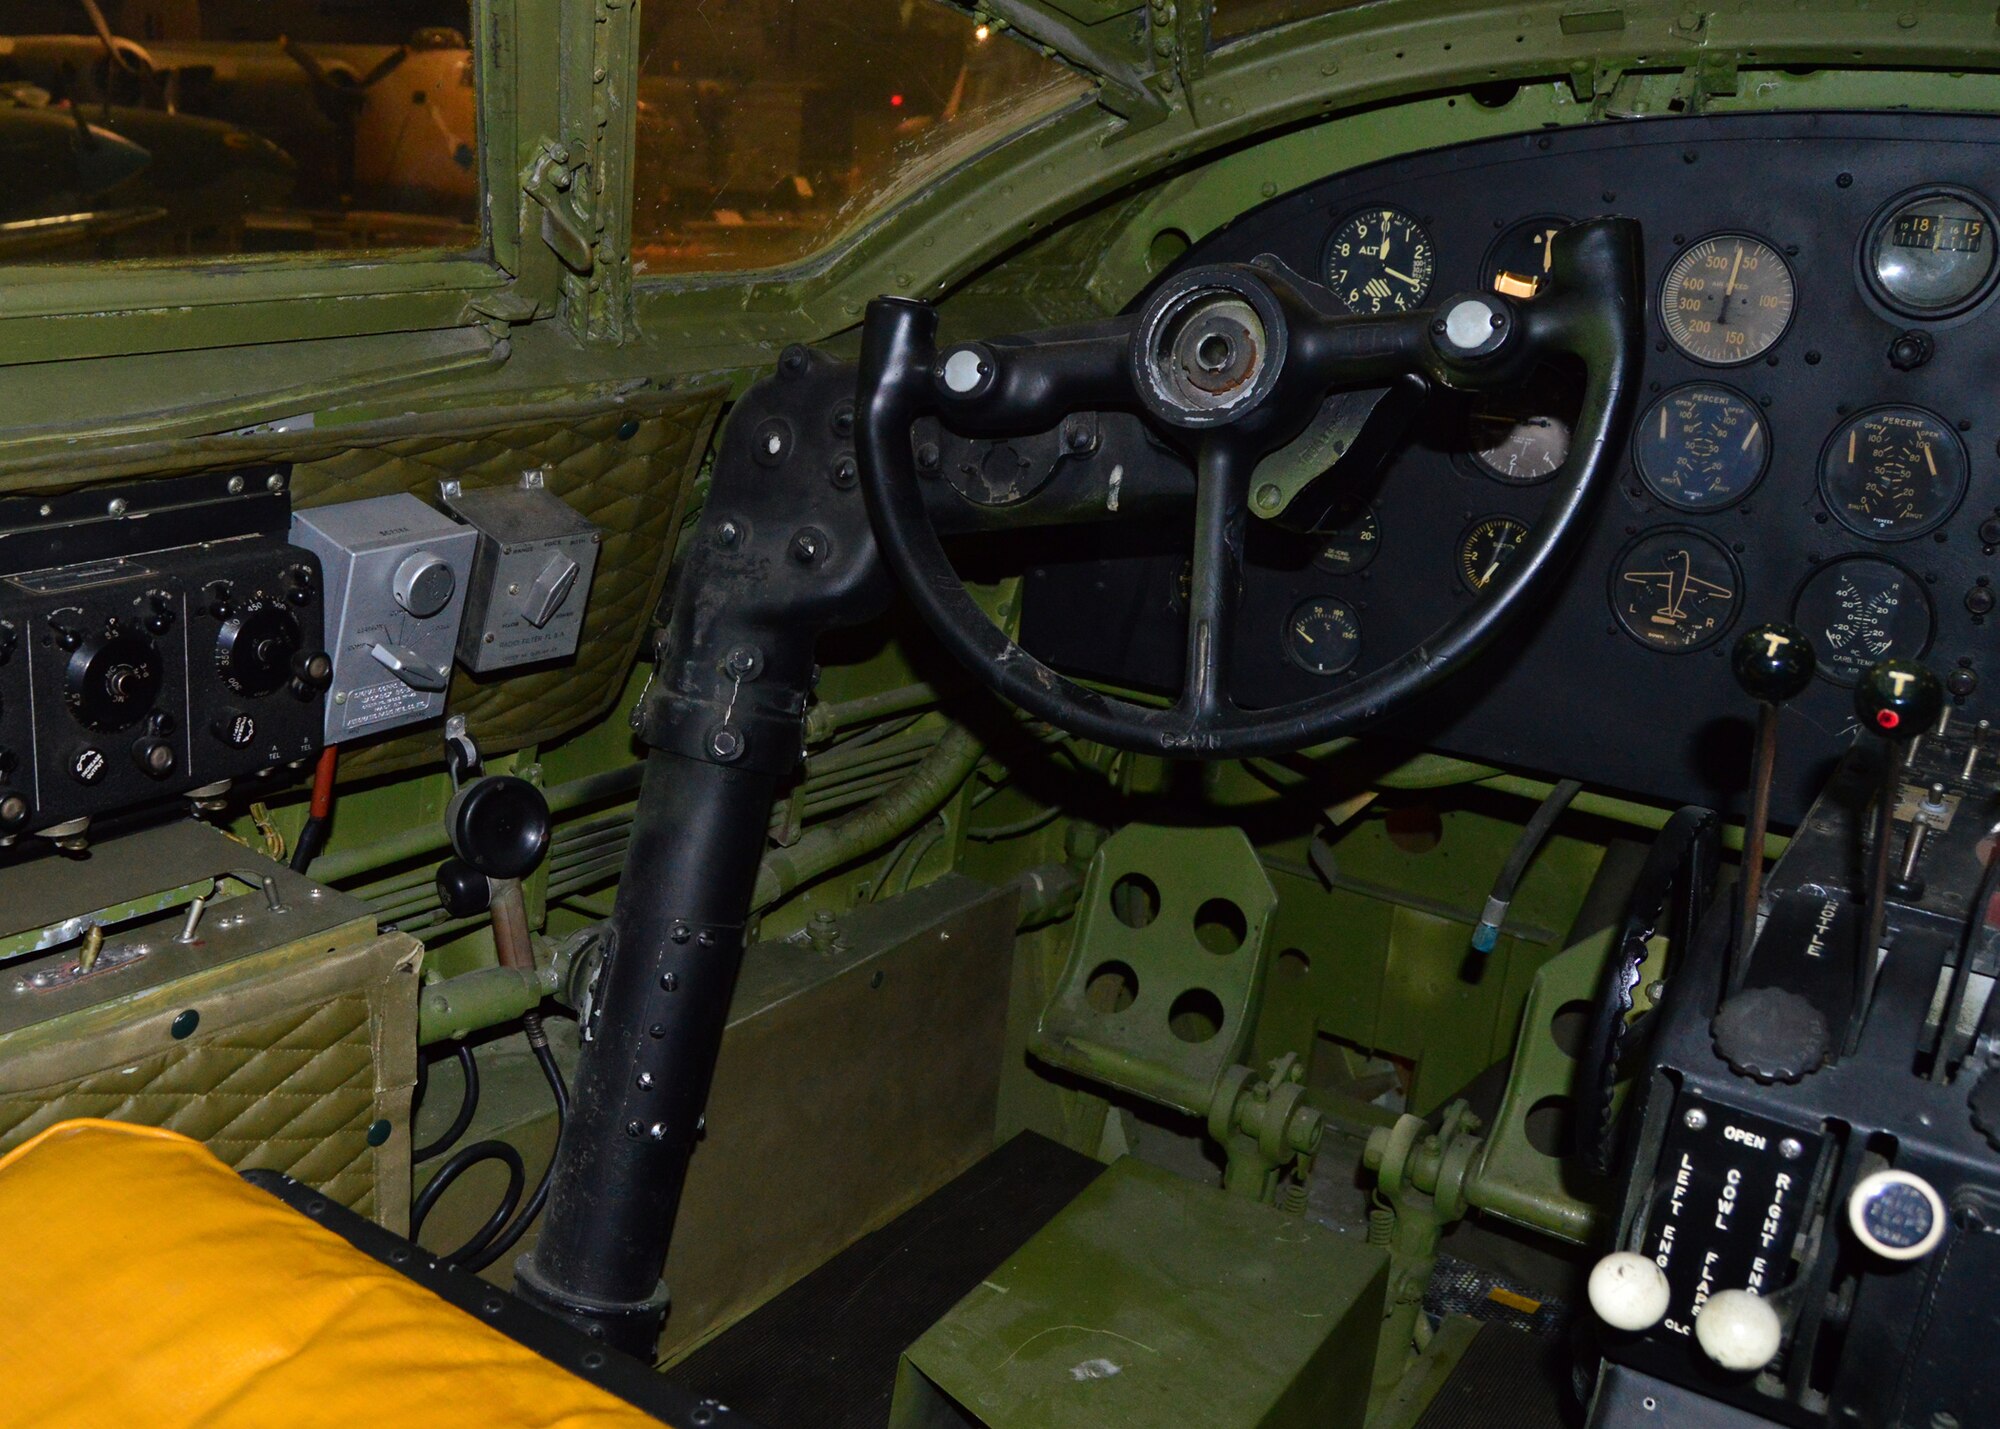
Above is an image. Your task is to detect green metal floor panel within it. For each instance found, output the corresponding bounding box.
[893,1155,1388,1429]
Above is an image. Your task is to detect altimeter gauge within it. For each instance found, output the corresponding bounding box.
[1325,207,1435,315]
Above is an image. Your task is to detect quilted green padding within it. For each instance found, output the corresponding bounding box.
[0,997,381,1217]
[290,396,719,779]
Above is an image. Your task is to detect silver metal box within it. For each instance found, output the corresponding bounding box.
[290,494,477,743]
[439,473,602,673]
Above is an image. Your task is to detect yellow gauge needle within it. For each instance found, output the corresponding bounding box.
[1922,441,1937,475]
[1295,626,1314,644]
[1726,243,1744,296]
[1384,267,1419,285]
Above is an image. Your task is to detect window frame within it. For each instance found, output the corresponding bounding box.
[0,0,545,366]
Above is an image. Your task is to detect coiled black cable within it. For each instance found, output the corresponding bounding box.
[413,1044,481,1164]
[410,1012,570,1272]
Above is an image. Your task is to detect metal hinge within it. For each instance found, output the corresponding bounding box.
[522,139,595,275]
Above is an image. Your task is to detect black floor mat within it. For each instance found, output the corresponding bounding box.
[1415,1323,1579,1429]
[672,1131,1104,1429]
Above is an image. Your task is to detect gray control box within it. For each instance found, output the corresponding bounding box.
[290,494,477,743]
[440,472,602,673]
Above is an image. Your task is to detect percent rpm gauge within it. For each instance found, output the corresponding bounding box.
[1325,207,1434,315]
[1819,406,1967,541]
[1660,234,1796,366]
[1633,383,1769,511]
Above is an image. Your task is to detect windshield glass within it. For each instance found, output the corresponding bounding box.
[0,1,480,265]
[631,1,1090,276]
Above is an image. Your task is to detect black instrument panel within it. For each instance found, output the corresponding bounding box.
[1021,113,2000,821]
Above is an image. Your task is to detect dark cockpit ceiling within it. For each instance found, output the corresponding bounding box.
[1024,111,1999,823]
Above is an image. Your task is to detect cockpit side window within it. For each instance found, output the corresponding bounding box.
[631,0,1090,277]
[0,1,481,266]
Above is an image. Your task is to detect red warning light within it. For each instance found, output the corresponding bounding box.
[1877,709,1901,730]
[890,93,904,107]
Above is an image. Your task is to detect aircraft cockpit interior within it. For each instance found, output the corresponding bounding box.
[2,2,1998,1426]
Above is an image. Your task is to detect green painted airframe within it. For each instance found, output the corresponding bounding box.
[1,2,1997,1425]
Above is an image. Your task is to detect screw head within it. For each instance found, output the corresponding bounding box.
[1779,1137,1804,1160]
[637,1072,655,1089]
[670,922,691,944]
[707,725,745,761]
[1683,1106,1709,1131]
[790,528,826,564]
[714,520,742,549]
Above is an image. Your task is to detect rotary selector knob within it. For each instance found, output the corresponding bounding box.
[1587,1252,1671,1332]
[1712,986,1830,1083]
[211,710,257,748]
[1695,1289,1782,1373]
[65,628,163,732]
[1848,1169,1946,1261]
[215,597,303,697]
[393,551,457,618]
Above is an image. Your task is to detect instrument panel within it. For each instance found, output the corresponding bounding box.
[1021,113,2000,820]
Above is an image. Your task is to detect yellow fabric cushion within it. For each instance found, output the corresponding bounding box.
[0,1119,662,1428]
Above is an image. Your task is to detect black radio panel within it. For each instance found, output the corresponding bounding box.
[0,470,330,840]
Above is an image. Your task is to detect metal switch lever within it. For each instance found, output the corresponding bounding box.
[368,642,448,692]
[521,551,580,629]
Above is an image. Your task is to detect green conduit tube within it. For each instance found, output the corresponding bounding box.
[751,722,985,912]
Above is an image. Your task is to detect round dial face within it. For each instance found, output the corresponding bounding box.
[1660,234,1796,366]
[1819,407,1967,541]
[1865,189,1999,317]
[1610,529,1741,652]
[1283,596,1363,676]
[1791,556,1935,684]
[1325,207,1434,315]
[1480,214,1574,291]
[1633,383,1770,511]
[1312,503,1380,576]
[1458,515,1530,593]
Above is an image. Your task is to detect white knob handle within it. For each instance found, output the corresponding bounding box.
[1587,1252,1670,1332]
[1695,1289,1781,1373]
[1848,1168,1946,1261]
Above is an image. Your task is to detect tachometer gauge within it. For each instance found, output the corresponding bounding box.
[1818,406,1967,541]
[1284,596,1362,676]
[1633,383,1769,511]
[1325,207,1434,315]
[1312,503,1380,575]
[1660,234,1796,366]
[1863,187,2000,318]
[1610,529,1740,652]
[1458,515,1530,593]
[1791,556,1935,684]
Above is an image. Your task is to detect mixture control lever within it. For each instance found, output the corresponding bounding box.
[434,774,553,975]
[1852,659,1945,1049]
[1730,623,1815,989]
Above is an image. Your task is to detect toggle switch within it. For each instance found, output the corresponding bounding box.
[369,642,448,693]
